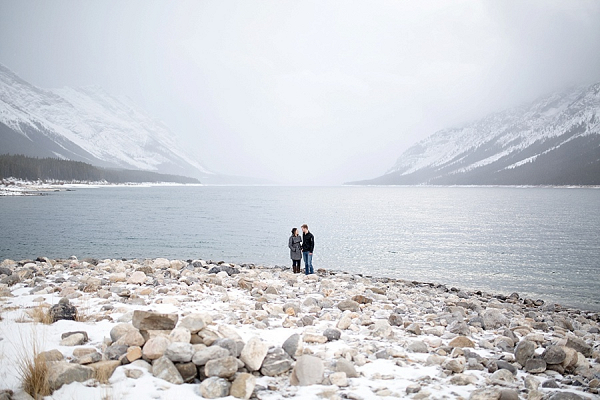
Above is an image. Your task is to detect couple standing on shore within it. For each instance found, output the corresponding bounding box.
[288,224,314,274]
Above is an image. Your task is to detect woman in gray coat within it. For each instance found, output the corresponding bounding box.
[289,228,303,273]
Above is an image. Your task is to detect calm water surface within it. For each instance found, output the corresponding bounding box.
[1,186,599,311]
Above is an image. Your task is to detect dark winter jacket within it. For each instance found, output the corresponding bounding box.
[289,235,302,260]
[302,231,314,253]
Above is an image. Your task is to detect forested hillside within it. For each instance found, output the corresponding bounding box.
[0,154,200,184]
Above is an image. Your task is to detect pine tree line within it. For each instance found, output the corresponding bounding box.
[0,154,200,184]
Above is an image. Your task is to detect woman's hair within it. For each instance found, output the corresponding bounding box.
[291,228,297,235]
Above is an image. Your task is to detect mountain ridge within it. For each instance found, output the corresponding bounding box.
[349,82,600,185]
[0,63,212,180]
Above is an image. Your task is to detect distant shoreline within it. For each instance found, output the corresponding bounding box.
[0,179,204,196]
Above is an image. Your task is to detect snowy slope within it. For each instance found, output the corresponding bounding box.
[352,83,600,185]
[0,63,212,179]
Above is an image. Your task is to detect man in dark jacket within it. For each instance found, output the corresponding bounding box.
[301,224,314,275]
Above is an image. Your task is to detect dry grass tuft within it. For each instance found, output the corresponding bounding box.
[26,304,52,325]
[16,335,51,399]
[95,366,112,385]
[74,302,91,322]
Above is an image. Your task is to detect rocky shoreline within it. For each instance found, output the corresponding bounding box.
[0,257,598,400]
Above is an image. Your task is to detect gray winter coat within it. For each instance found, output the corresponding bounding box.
[289,235,302,260]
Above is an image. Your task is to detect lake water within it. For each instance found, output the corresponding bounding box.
[1,186,599,311]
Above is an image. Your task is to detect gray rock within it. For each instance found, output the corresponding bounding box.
[525,358,547,373]
[164,342,194,363]
[375,349,390,359]
[61,331,89,342]
[230,373,256,400]
[290,355,324,386]
[543,345,567,365]
[407,340,428,353]
[496,360,517,375]
[114,329,145,347]
[406,384,421,394]
[490,368,514,383]
[442,359,464,374]
[74,351,102,365]
[447,321,470,336]
[132,310,178,331]
[499,389,519,400]
[323,328,341,342]
[47,362,94,391]
[205,356,238,378]
[142,336,170,360]
[541,379,560,388]
[199,377,231,399]
[450,373,477,385]
[212,338,242,357]
[329,371,348,387]
[37,349,64,363]
[239,337,268,371]
[299,315,315,326]
[1,274,19,286]
[210,265,239,275]
[169,327,191,343]
[260,347,294,377]
[192,346,230,366]
[104,344,128,360]
[501,328,518,343]
[282,334,301,359]
[59,333,85,346]
[337,300,360,312]
[565,336,592,357]
[152,356,184,384]
[406,323,421,335]
[469,388,502,400]
[110,323,138,342]
[178,313,207,333]
[482,309,509,330]
[548,393,584,400]
[514,340,536,366]
[496,337,514,352]
[303,297,319,308]
[0,266,12,276]
[335,358,358,378]
[49,299,77,322]
[175,362,197,383]
[388,313,402,327]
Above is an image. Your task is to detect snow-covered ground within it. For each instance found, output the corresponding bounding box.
[0,257,598,399]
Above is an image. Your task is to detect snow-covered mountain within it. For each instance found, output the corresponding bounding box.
[0,63,212,180]
[351,83,600,185]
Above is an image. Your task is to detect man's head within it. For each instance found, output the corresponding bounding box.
[301,224,309,234]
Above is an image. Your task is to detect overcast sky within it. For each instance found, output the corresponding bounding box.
[1,1,600,184]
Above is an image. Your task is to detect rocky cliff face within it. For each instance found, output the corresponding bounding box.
[352,83,600,185]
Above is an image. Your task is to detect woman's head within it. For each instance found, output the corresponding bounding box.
[291,228,298,236]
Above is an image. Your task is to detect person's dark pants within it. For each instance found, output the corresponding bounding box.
[302,251,314,274]
[292,259,301,273]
